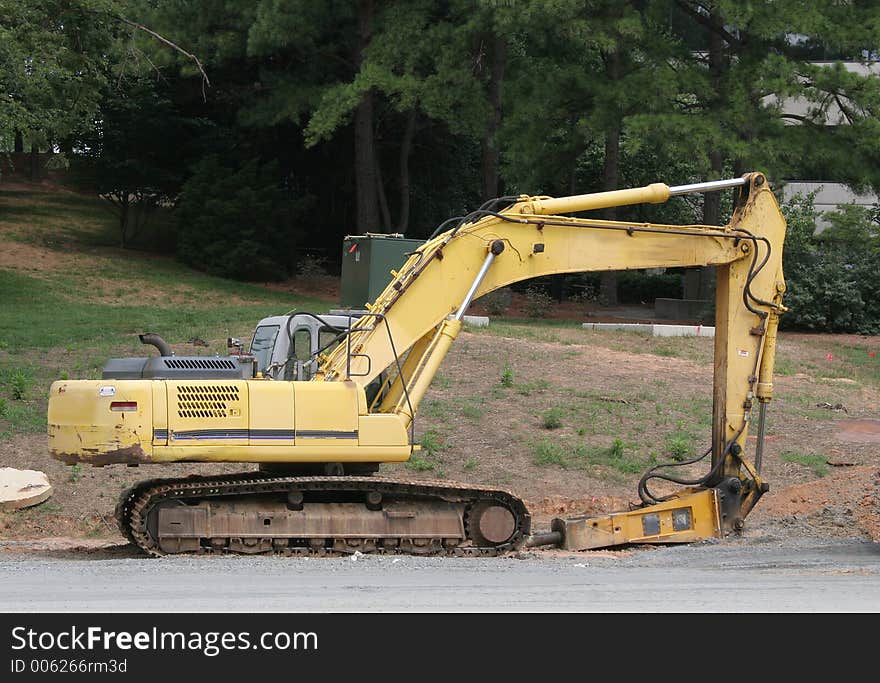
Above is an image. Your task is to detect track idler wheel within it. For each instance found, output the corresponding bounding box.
[468,501,517,547]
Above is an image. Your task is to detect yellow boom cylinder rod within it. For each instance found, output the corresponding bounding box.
[520,176,749,216]
[521,183,670,216]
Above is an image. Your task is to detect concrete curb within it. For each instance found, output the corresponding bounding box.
[462,315,490,327]
[582,322,715,337]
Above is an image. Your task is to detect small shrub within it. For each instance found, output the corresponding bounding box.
[541,407,564,429]
[296,254,330,279]
[666,433,693,461]
[524,286,554,318]
[175,155,310,281]
[500,364,514,387]
[570,283,599,305]
[69,463,83,483]
[478,287,512,316]
[405,455,434,471]
[9,371,31,400]
[616,270,683,304]
[780,195,880,334]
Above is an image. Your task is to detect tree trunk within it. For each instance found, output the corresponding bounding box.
[686,9,727,301]
[396,109,417,233]
[14,131,23,153]
[29,143,39,180]
[354,0,379,233]
[600,128,621,306]
[599,49,623,307]
[375,154,391,232]
[480,33,506,203]
[119,195,130,249]
[686,147,725,299]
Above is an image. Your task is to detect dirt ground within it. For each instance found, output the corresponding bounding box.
[0,212,877,550]
[2,319,877,550]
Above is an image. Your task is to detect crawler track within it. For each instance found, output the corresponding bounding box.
[116,473,531,557]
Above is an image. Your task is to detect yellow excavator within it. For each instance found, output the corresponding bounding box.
[47,172,786,556]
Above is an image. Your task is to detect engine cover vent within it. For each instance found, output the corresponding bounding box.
[176,384,241,419]
[164,358,237,370]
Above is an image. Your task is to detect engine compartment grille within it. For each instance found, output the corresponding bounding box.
[176,384,241,419]
[164,358,237,370]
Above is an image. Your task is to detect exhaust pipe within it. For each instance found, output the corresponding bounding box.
[139,333,173,357]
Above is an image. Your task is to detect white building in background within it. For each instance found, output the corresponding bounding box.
[768,58,880,232]
[780,181,877,232]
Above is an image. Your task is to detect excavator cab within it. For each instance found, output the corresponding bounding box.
[250,313,352,380]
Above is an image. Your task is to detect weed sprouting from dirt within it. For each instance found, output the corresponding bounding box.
[8,370,32,400]
[461,403,483,420]
[665,432,694,461]
[420,399,451,421]
[516,380,550,396]
[433,373,453,389]
[533,436,648,476]
[541,407,564,429]
[68,463,83,483]
[533,440,570,468]
[781,451,829,477]
[418,429,447,457]
[405,456,434,471]
[463,457,477,470]
[500,364,514,387]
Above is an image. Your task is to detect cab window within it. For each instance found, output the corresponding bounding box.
[250,325,280,373]
[318,326,344,355]
[291,328,313,362]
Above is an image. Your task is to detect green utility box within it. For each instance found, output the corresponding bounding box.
[340,233,425,309]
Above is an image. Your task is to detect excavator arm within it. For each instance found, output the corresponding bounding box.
[318,172,787,549]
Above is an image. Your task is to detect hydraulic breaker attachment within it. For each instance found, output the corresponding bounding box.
[525,480,759,550]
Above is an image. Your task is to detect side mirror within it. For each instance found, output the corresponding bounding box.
[227,337,243,355]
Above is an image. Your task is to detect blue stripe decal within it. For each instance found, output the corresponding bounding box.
[166,429,358,441]
[172,429,249,441]
[295,430,359,440]
[249,429,296,440]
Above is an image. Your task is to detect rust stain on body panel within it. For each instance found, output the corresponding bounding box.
[53,443,150,465]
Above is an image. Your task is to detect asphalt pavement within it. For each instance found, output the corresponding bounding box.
[1,537,878,612]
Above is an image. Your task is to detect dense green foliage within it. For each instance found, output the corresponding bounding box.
[2,0,880,328]
[0,0,118,144]
[781,194,880,334]
[69,78,201,247]
[175,155,309,280]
